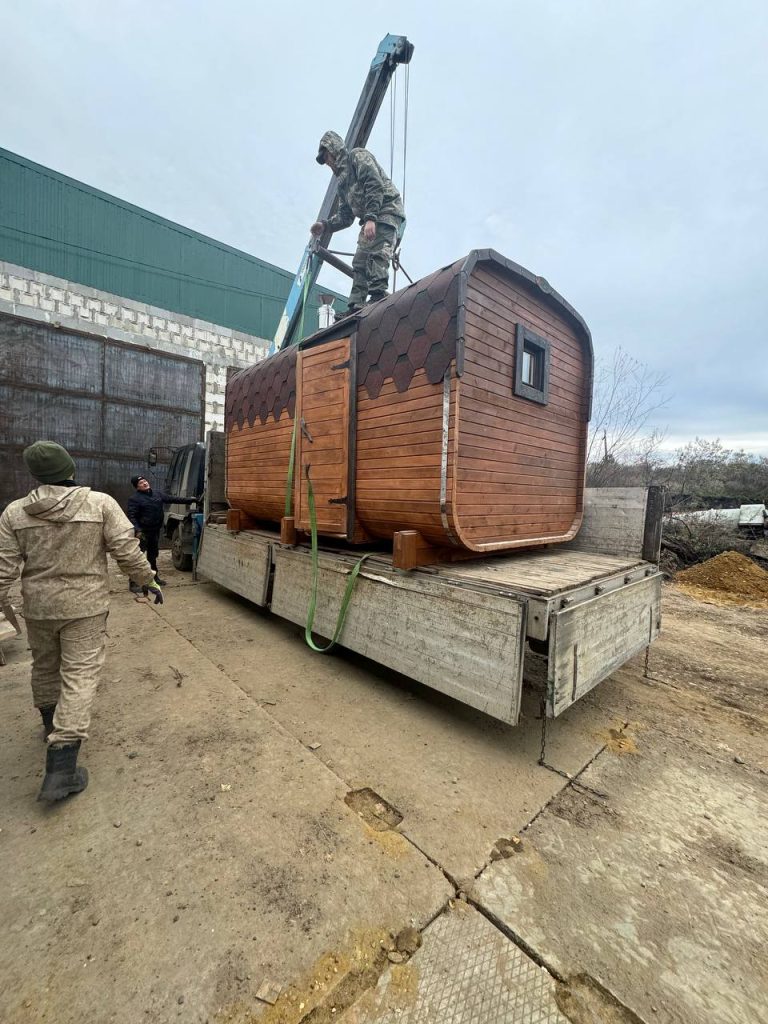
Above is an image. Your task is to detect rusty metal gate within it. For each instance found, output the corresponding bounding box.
[0,313,205,512]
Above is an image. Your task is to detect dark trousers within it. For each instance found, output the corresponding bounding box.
[139,529,160,572]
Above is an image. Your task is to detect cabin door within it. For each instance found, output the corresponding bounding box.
[295,337,355,539]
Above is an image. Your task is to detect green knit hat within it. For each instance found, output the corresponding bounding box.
[23,441,76,484]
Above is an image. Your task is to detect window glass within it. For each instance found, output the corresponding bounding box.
[514,325,550,405]
[166,450,182,492]
[522,343,544,389]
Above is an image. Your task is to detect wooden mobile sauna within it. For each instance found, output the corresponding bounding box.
[225,249,593,569]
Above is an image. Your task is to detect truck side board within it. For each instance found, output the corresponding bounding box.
[548,576,661,717]
[271,545,527,725]
[199,526,527,725]
[198,528,272,608]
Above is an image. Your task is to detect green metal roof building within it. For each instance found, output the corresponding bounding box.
[0,146,339,339]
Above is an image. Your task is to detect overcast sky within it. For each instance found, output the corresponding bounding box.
[3,0,767,454]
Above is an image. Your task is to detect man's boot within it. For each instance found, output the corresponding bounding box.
[37,741,89,802]
[39,705,56,739]
[154,573,167,586]
[367,292,388,304]
[129,580,142,595]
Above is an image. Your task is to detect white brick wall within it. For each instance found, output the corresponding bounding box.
[0,261,273,431]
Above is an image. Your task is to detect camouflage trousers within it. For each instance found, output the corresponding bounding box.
[26,613,108,745]
[349,223,399,307]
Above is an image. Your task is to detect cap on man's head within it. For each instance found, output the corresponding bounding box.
[131,475,147,488]
[23,441,76,484]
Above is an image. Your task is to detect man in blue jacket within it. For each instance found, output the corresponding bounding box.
[126,476,196,589]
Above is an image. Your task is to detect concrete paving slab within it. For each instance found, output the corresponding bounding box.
[583,587,768,771]
[161,581,625,880]
[472,729,768,1024]
[0,591,451,1024]
[340,901,568,1023]
[6,562,762,1023]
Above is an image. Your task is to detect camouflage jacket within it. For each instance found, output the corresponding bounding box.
[319,131,404,232]
[0,485,155,618]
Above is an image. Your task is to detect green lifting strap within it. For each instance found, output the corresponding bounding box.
[304,467,371,654]
[284,416,298,517]
[283,269,312,518]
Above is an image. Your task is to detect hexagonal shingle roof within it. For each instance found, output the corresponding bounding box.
[225,250,592,425]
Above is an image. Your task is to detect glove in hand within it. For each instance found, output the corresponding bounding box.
[143,580,164,605]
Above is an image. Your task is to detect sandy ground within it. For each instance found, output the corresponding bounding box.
[0,558,766,1023]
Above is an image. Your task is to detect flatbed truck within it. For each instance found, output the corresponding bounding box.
[197,434,662,726]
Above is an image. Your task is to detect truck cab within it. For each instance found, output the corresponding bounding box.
[162,442,205,570]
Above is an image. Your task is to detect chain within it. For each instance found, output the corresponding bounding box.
[538,695,549,766]
[538,695,609,800]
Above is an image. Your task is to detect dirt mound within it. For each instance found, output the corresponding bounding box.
[677,551,768,599]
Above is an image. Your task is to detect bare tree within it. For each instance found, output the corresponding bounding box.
[631,428,668,486]
[664,437,731,510]
[587,348,670,486]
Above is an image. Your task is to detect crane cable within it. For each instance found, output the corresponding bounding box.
[402,62,409,209]
[389,68,397,179]
[390,63,411,291]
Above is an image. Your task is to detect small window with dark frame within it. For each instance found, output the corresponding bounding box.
[514,324,551,405]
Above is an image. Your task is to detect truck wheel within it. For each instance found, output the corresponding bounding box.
[171,527,193,572]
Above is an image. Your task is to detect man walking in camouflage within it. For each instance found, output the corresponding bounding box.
[311,130,405,313]
[0,441,161,802]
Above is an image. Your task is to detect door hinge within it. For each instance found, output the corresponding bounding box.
[330,359,351,371]
[328,496,348,505]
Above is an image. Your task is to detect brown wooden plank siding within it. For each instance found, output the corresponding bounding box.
[355,367,451,544]
[451,265,589,548]
[227,411,294,522]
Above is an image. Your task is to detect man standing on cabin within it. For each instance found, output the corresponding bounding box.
[126,475,196,591]
[0,441,161,802]
[310,130,405,314]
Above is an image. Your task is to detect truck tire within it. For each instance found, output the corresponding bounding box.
[171,526,193,572]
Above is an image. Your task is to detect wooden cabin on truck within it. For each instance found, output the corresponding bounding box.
[196,250,662,728]
[225,250,593,569]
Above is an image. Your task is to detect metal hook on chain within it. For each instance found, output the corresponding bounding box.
[392,247,413,286]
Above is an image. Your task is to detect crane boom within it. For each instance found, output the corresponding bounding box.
[271,33,414,353]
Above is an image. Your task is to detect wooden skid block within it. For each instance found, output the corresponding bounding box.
[392,531,442,570]
[280,517,297,546]
[391,531,481,571]
[226,508,259,532]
